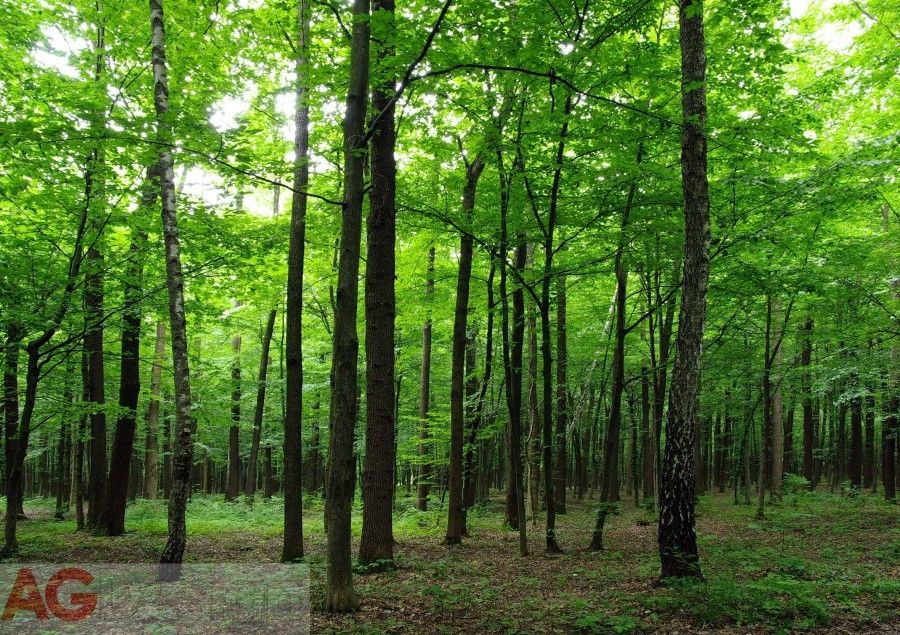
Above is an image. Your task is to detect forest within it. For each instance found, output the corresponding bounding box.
[0,0,897,632]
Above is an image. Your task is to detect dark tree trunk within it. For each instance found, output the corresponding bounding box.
[226,325,242,502]
[554,275,567,513]
[3,326,25,518]
[55,358,74,520]
[446,153,485,544]
[325,0,368,612]
[802,318,814,486]
[360,0,398,567]
[85,241,107,529]
[100,229,148,536]
[150,0,198,572]
[526,286,541,521]
[641,366,653,500]
[144,322,165,499]
[658,0,710,580]
[75,349,89,529]
[864,393,875,490]
[849,395,863,488]
[416,248,435,511]
[246,310,276,500]
[283,0,311,562]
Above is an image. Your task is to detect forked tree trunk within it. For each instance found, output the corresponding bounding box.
[149,0,197,573]
[657,0,710,580]
[325,0,368,612]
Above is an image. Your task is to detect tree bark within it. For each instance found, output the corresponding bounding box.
[150,0,198,572]
[416,247,435,511]
[554,275,567,513]
[801,318,814,486]
[144,322,165,499]
[246,310,276,500]
[658,0,710,580]
[100,227,148,536]
[446,153,485,544]
[226,324,242,502]
[360,0,398,567]
[283,0,311,562]
[325,0,368,612]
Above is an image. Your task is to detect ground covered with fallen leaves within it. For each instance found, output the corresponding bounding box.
[5,488,899,633]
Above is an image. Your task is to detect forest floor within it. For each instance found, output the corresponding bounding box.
[4,489,899,634]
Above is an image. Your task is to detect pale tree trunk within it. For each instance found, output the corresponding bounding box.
[283,0,310,562]
[325,0,368,612]
[657,0,710,580]
[150,0,197,572]
[360,0,398,568]
[144,322,165,499]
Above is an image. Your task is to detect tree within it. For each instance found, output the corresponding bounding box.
[283,0,311,563]
[360,0,398,568]
[324,0,369,612]
[657,0,710,580]
[416,247,435,511]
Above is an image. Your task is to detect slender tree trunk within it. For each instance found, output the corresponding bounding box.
[416,248,435,511]
[554,275,567,513]
[771,299,784,501]
[85,242,107,529]
[526,284,541,522]
[283,0,311,562]
[3,326,25,518]
[226,324,242,502]
[100,227,148,536]
[75,349,88,529]
[849,394,863,488]
[360,0,398,567]
[325,0,368,611]
[150,0,198,572]
[446,153,485,544]
[657,0,710,580]
[144,322,165,499]
[55,357,75,520]
[801,318,814,486]
[864,393,875,490]
[246,310,276,500]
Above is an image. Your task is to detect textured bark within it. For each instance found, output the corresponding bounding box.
[283,0,310,562]
[325,0,368,611]
[144,322,165,499]
[100,228,147,536]
[226,324,242,502]
[554,275,567,513]
[84,242,107,529]
[446,153,485,544]
[658,0,709,580]
[416,248,435,511]
[246,310,276,500]
[360,0,398,567]
[150,0,197,572]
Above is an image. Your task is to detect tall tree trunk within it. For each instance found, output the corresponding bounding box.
[246,310,276,500]
[801,318,814,486]
[75,349,89,529]
[882,204,897,501]
[416,248,435,511]
[55,356,75,520]
[325,0,368,612]
[657,0,710,580]
[526,282,541,522]
[641,366,653,499]
[864,393,875,490]
[226,325,242,502]
[849,394,863,488]
[150,0,198,572]
[360,0,398,568]
[757,297,774,518]
[144,322,165,499]
[100,227,148,536]
[554,275,567,513]
[446,153,485,544]
[283,0,311,562]
[771,299,784,501]
[3,326,24,518]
